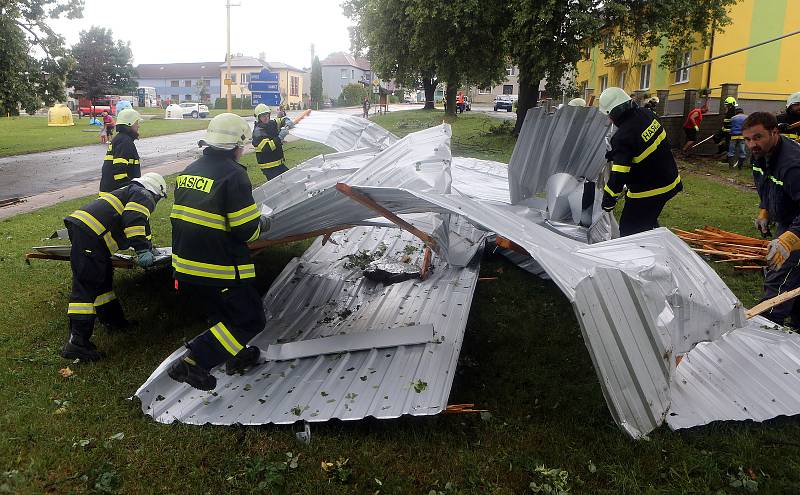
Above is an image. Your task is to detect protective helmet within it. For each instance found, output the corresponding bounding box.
[567,97,587,107]
[724,96,737,105]
[132,172,167,199]
[787,92,800,108]
[198,113,252,150]
[253,103,271,118]
[117,108,142,126]
[598,87,631,115]
[647,96,659,105]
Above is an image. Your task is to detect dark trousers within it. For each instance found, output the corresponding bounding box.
[619,195,670,237]
[180,282,266,370]
[262,163,289,181]
[761,250,800,326]
[66,223,125,340]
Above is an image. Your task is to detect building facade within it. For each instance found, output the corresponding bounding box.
[575,0,800,114]
[320,52,372,101]
[468,66,521,104]
[135,62,221,104]
[218,56,304,108]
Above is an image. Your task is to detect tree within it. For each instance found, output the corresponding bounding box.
[67,26,138,101]
[0,1,82,115]
[310,56,323,109]
[339,83,369,106]
[343,0,510,116]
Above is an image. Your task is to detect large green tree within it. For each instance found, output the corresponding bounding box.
[343,0,510,116]
[67,26,137,100]
[0,0,82,115]
[310,55,323,108]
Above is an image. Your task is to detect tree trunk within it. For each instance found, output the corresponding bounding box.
[422,77,437,110]
[513,76,540,136]
[444,81,458,117]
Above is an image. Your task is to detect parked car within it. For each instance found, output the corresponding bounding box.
[493,96,513,112]
[78,98,115,117]
[179,102,209,119]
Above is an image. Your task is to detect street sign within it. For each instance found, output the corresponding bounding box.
[372,79,379,86]
[249,69,280,108]
[373,86,379,94]
[251,69,279,82]
[248,81,279,92]
[252,92,282,106]
[223,79,233,86]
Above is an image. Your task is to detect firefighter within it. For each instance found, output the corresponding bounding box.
[744,111,800,326]
[62,173,167,361]
[100,108,142,194]
[643,96,659,115]
[777,92,800,143]
[728,106,748,169]
[567,97,587,107]
[713,96,738,157]
[252,103,294,181]
[599,87,683,236]
[166,113,269,391]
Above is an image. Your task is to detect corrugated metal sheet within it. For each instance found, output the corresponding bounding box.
[134,223,483,425]
[289,111,399,152]
[508,106,611,203]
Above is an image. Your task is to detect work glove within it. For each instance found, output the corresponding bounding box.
[694,125,699,132]
[278,128,289,141]
[136,249,156,268]
[766,231,800,269]
[259,215,271,233]
[601,191,617,212]
[754,208,771,237]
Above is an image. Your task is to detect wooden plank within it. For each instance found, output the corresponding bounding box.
[495,235,529,256]
[25,252,135,269]
[746,286,800,319]
[247,225,353,251]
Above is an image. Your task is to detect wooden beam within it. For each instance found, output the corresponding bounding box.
[334,183,438,249]
[420,247,432,280]
[746,286,800,319]
[495,235,529,256]
[25,252,135,269]
[247,225,353,251]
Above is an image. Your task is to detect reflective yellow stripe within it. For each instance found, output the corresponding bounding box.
[114,173,128,180]
[69,210,105,235]
[104,155,114,160]
[172,255,255,280]
[604,184,622,197]
[123,201,151,217]
[632,130,666,163]
[210,321,243,356]
[99,194,124,214]
[247,225,261,242]
[611,164,631,173]
[94,291,117,307]
[124,226,146,238]
[752,166,763,174]
[731,135,744,140]
[260,159,283,169]
[170,204,228,231]
[627,175,682,199]
[227,203,259,227]
[255,138,276,152]
[131,159,140,165]
[113,158,131,165]
[769,176,784,186]
[102,232,119,252]
[68,302,96,315]
[783,133,799,140]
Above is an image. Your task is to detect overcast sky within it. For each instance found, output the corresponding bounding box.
[49,0,355,69]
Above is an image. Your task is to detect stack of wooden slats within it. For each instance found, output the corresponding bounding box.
[672,226,768,270]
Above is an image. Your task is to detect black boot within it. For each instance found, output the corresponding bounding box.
[61,319,104,361]
[98,300,136,333]
[167,354,217,391]
[102,318,138,333]
[727,156,736,168]
[737,157,745,169]
[225,346,261,375]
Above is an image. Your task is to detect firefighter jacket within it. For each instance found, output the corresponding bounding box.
[65,182,156,253]
[170,147,262,287]
[777,112,800,142]
[252,119,285,171]
[753,136,800,236]
[100,126,141,193]
[721,105,736,134]
[603,106,683,205]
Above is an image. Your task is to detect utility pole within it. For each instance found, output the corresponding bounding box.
[225,0,240,112]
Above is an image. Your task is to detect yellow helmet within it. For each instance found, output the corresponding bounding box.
[117,108,142,126]
[724,96,737,105]
[253,103,271,118]
[198,113,252,150]
[598,87,631,115]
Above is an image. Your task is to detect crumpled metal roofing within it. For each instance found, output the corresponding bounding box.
[289,111,399,152]
[135,224,484,425]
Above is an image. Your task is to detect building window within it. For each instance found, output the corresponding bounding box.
[240,72,250,85]
[478,87,492,94]
[341,69,348,79]
[639,63,651,90]
[170,80,179,87]
[506,67,516,76]
[184,80,192,87]
[185,94,192,101]
[602,34,612,52]
[290,76,299,97]
[618,71,626,89]
[675,51,690,83]
[599,74,608,92]
[204,79,211,86]
[503,85,514,95]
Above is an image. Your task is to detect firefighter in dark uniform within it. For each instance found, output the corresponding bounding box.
[777,92,800,143]
[252,103,294,181]
[100,108,142,194]
[745,112,800,326]
[62,173,167,361]
[599,87,683,237]
[166,113,269,391]
[713,96,738,157]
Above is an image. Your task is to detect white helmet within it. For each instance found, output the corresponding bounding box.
[132,172,167,199]
[198,113,252,150]
[787,92,800,108]
[599,87,631,115]
[567,97,587,107]
[647,96,659,105]
[117,108,142,126]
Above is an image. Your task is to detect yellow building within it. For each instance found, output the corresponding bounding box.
[219,56,305,108]
[575,0,800,112]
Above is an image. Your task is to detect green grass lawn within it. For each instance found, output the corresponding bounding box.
[0,117,211,158]
[1,109,798,494]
